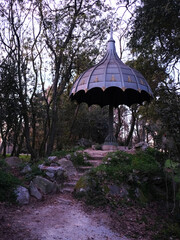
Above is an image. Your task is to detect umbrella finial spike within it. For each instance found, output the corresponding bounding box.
[110,24,113,40]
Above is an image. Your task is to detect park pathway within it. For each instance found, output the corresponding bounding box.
[0,149,130,240]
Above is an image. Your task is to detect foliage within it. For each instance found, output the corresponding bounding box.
[0,169,21,203]
[0,158,8,170]
[50,146,85,158]
[75,149,164,206]
[131,152,160,174]
[24,163,45,183]
[70,152,91,168]
[19,155,31,162]
[154,223,180,240]
[126,0,180,165]
[128,0,180,65]
[51,147,91,167]
[103,149,161,179]
[155,84,180,160]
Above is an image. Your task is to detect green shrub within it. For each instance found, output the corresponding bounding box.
[154,223,180,239]
[19,154,31,162]
[78,150,164,206]
[145,147,167,166]
[94,144,102,150]
[103,151,133,165]
[70,152,91,167]
[0,170,21,203]
[0,159,8,170]
[24,163,45,182]
[131,152,160,174]
[51,146,85,158]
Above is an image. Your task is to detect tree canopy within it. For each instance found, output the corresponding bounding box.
[128,0,180,68]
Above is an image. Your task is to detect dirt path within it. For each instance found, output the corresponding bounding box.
[0,193,129,240]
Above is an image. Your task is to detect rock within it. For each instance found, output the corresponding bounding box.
[109,184,120,195]
[50,163,59,167]
[15,186,30,205]
[65,154,71,161]
[77,138,92,148]
[48,156,59,162]
[55,168,66,184]
[39,164,66,183]
[45,171,55,180]
[39,164,63,174]
[33,176,57,194]
[109,184,129,198]
[21,165,32,174]
[5,157,22,168]
[57,158,77,177]
[29,181,42,200]
[135,142,148,151]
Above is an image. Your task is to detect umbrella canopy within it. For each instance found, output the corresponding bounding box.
[70,32,153,107]
[70,31,153,148]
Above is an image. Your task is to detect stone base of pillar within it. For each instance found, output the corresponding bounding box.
[102,144,118,151]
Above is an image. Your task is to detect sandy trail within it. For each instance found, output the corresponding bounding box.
[1,194,129,240]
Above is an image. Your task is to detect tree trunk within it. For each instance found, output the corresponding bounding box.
[126,108,136,146]
[46,63,60,156]
[69,104,80,141]
[115,107,122,140]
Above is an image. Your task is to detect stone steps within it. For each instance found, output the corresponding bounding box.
[78,166,93,173]
[87,159,102,167]
[62,150,106,194]
[63,187,74,193]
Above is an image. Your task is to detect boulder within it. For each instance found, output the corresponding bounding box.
[109,184,129,198]
[15,186,30,205]
[21,165,32,174]
[29,181,42,200]
[32,176,57,194]
[65,154,71,161]
[45,171,55,180]
[135,142,148,151]
[39,164,63,174]
[5,157,22,168]
[39,164,66,183]
[50,163,59,167]
[57,158,77,177]
[48,156,59,162]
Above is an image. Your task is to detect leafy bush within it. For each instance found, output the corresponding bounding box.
[154,223,180,239]
[24,163,45,182]
[145,147,167,166]
[51,146,85,158]
[0,159,8,170]
[0,170,21,203]
[19,154,31,162]
[76,150,164,206]
[131,151,160,174]
[70,152,91,167]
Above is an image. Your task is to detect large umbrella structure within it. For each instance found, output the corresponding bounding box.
[70,31,153,147]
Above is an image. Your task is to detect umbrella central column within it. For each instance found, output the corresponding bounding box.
[104,105,118,146]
